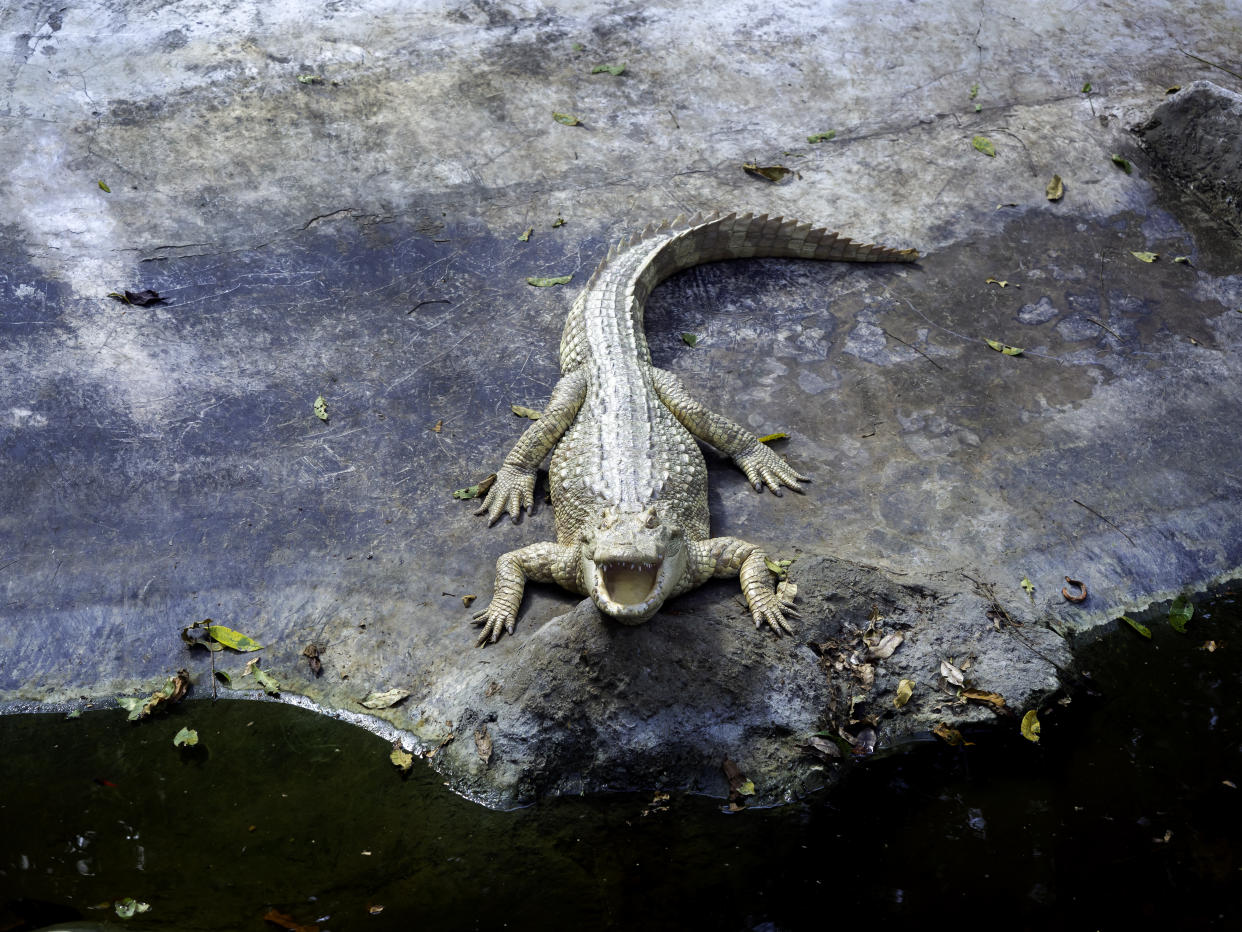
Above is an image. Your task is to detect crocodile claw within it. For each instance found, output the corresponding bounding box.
[472,603,516,647]
[736,441,809,495]
[474,464,537,524]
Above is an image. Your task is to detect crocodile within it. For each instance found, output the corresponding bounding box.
[471,211,918,646]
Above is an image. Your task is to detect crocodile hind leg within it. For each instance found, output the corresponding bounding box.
[652,368,808,494]
[473,541,582,646]
[677,537,800,635]
[475,369,588,524]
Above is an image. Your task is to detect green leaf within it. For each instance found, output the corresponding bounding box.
[1046,174,1064,201]
[314,395,329,422]
[66,709,82,720]
[98,180,111,193]
[742,162,793,183]
[552,216,566,228]
[252,667,281,696]
[894,678,914,708]
[1021,577,1035,595]
[681,332,698,347]
[390,744,414,773]
[1081,82,1092,93]
[1131,251,1158,263]
[972,135,996,157]
[362,688,412,710]
[511,405,542,419]
[1169,595,1194,633]
[969,83,979,99]
[214,669,232,686]
[173,727,199,747]
[1121,615,1152,638]
[517,227,533,242]
[1020,709,1041,742]
[764,557,792,578]
[1173,255,1190,264]
[807,131,836,143]
[756,432,788,443]
[454,474,495,501]
[552,111,581,126]
[526,274,572,287]
[736,779,756,796]
[117,696,147,721]
[986,339,1024,356]
[590,63,625,76]
[207,624,263,652]
[1110,154,1133,174]
[298,74,324,84]
[114,897,150,918]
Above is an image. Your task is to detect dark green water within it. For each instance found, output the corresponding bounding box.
[2,594,1239,931]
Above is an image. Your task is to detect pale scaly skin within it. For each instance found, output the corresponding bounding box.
[472,211,918,646]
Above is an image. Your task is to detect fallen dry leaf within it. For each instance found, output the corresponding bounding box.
[474,724,493,764]
[940,660,966,688]
[961,688,1006,708]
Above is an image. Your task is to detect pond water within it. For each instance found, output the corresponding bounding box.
[2,592,1238,931]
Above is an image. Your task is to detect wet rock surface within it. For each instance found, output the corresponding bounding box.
[1,0,1239,806]
[1137,81,1242,229]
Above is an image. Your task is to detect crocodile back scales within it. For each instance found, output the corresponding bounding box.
[547,211,918,547]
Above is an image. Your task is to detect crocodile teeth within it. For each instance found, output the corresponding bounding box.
[599,560,660,606]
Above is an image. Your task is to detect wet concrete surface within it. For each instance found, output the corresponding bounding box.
[1,1,1240,805]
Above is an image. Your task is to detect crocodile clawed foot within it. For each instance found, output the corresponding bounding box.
[748,589,797,636]
[736,442,809,495]
[472,604,516,647]
[474,464,537,524]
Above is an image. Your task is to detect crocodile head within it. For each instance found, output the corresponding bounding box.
[579,505,687,623]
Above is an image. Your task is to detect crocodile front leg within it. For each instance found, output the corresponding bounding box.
[677,537,800,635]
[653,368,808,494]
[473,541,583,646]
[476,369,588,524]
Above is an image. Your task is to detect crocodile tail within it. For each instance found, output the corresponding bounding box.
[659,211,920,265]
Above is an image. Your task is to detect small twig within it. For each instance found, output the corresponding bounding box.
[881,328,944,370]
[408,299,450,315]
[1180,50,1242,82]
[1086,317,1120,339]
[1072,498,1136,546]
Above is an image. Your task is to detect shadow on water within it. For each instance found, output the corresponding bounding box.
[2,593,1239,931]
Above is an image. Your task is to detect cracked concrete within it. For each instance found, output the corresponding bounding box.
[1,0,1240,807]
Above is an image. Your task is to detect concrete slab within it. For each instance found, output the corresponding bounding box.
[1,0,1240,806]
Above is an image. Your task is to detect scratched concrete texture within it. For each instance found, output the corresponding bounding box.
[1,0,1240,806]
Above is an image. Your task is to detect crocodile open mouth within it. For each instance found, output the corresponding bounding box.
[598,560,661,606]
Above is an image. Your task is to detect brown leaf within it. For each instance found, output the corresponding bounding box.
[940,659,966,687]
[425,732,454,759]
[261,907,320,932]
[109,289,163,306]
[804,735,842,759]
[742,162,793,183]
[474,724,493,764]
[865,631,904,660]
[301,644,323,676]
[932,722,974,746]
[961,689,1006,708]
